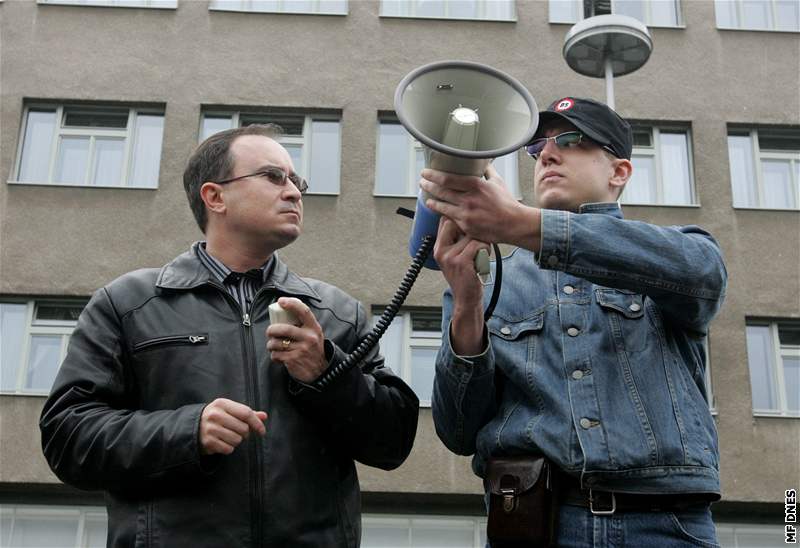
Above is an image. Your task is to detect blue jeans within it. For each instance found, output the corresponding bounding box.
[553,503,720,548]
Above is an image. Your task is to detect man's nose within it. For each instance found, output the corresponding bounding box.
[538,138,561,164]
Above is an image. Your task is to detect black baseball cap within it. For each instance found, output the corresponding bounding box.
[530,97,633,160]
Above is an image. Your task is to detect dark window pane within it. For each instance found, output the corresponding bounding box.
[779,325,800,346]
[632,127,652,147]
[35,303,84,322]
[411,311,442,333]
[63,107,129,128]
[758,130,800,152]
[239,113,305,135]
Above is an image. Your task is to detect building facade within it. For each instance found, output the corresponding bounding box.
[1,0,798,546]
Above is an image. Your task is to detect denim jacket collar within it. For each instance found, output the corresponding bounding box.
[577,202,623,218]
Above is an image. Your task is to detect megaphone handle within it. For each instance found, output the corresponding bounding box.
[474,248,490,283]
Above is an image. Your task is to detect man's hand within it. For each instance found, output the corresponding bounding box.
[434,217,488,356]
[199,398,267,455]
[420,164,541,252]
[266,297,327,384]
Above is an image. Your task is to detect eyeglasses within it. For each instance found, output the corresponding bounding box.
[215,166,308,194]
[525,131,615,159]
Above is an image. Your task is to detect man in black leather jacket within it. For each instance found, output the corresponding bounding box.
[40,124,420,548]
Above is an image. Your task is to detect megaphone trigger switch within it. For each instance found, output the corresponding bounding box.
[475,248,491,285]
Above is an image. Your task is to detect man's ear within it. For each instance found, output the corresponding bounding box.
[609,158,633,197]
[200,182,226,216]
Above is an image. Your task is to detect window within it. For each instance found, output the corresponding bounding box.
[0,505,107,548]
[209,0,347,15]
[728,128,799,209]
[200,111,341,195]
[375,119,520,198]
[13,105,165,188]
[715,521,789,547]
[549,0,682,27]
[745,321,800,417]
[38,0,177,8]
[362,514,487,547]
[374,309,441,406]
[621,125,695,205]
[380,0,515,22]
[0,300,85,395]
[715,0,800,31]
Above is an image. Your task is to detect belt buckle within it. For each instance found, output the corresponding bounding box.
[589,489,616,516]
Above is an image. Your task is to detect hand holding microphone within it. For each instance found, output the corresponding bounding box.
[266,298,328,384]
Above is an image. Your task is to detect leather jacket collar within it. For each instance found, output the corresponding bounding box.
[156,243,321,302]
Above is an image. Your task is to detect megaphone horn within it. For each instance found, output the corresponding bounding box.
[394,61,539,270]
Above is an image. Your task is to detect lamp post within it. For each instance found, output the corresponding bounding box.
[563,14,653,109]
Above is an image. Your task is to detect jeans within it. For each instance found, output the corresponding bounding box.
[553,503,720,548]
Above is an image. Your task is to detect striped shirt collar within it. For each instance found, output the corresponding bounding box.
[195,241,274,286]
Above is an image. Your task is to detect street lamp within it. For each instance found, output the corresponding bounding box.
[563,14,653,109]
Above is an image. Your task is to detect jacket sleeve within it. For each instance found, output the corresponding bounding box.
[538,210,728,333]
[430,288,497,456]
[39,287,217,491]
[289,301,419,470]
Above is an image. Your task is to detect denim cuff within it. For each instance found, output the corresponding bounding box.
[440,319,493,380]
[537,208,570,270]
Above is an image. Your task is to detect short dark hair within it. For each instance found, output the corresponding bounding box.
[183,123,283,232]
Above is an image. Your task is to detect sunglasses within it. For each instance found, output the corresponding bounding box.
[525,131,615,159]
[215,166,308,194]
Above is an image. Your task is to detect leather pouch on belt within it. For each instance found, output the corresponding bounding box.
[484,456,556,547]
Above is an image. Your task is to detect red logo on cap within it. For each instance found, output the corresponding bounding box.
[555,98,574,112]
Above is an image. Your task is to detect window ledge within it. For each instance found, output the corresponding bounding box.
[0,392,49,398]
[209,7,347,16]
[374,193,418,199]
[7,180,158,190]
[752,412,800,419]
[733,206,799,212]
[717,26,799,34]
[304,192,340,196]
[549,21,685,29]
[38,1,177,9]
[621,202,701,208]
[380,14,517,23]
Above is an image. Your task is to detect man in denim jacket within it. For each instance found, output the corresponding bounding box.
[423,97,727,547]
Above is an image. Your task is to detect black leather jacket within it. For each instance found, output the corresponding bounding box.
[40,247,419,548]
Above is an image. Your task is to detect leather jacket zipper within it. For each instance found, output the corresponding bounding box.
[132,334,208,352]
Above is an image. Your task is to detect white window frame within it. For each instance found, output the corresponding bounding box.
[1,299,84,396]
[748,321,800,418]
[622,125,697,206]
[374,119,521,199]
[702,337,717,415]
[362,513,487,548]
[373,309,441,407]
[0,504,107,548]
[380,0,516,22]
[209,0,347,15]
[715,0,800,32]
[12,104,164,189]
[200,110,341,195]
[38,0,177,8]
[729,128,800,210]
[549,0,684,27]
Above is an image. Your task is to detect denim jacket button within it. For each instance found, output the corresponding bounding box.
[572,370,584,380]
[579,418,592,429]
[567,327,580,337]
[500,326,511,335]
[547,255,559,267]
[629,302,642,312]
[563,285,575,295]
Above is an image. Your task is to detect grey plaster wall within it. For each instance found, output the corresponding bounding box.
[0,0,798,504]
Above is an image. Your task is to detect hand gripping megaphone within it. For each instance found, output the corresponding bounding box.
[394,61,539,271]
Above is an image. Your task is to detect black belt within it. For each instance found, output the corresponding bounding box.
[555,470,714,515]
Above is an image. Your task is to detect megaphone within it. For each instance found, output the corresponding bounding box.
[394,61,539,271]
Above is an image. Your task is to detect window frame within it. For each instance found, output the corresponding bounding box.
[374,118,521,199]
[0,504,107,548]
[549,0,684,28]
[747,320,800,418]
[199,109,342,195]
[12,104,164,189]
[379,0,516,22]
[622,124,698,206]
[729,128,800,210]
[1,299,85,396]
[362,513,487,547]
[714,0,800,32]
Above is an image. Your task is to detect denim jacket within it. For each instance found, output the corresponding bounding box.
[432,203,727,497]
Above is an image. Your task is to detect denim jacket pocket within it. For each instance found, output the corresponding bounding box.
[487,312,546,399]
[595,289,649,353]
